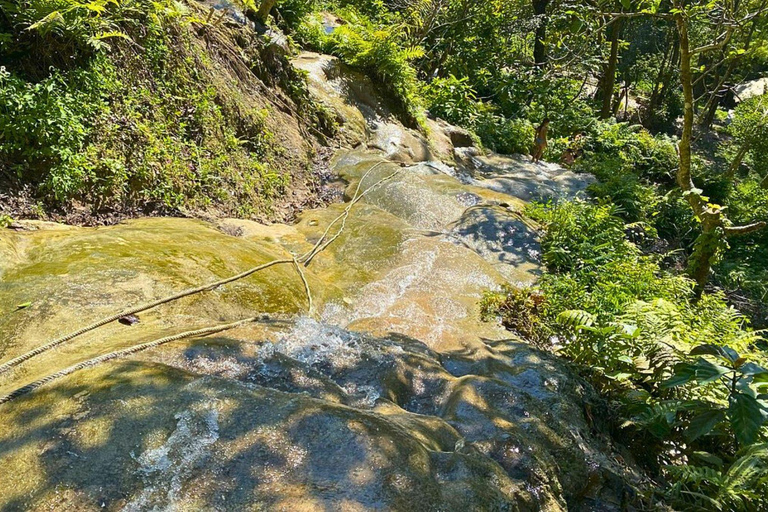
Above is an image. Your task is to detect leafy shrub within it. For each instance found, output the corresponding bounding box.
[526,200,638,273]
[0,8,288,215]
[490,68,597,139]
[297,10,425,128]
[422,74,481,127]
[0,0,180,69]
[587,173,661,226]
[474,113,534,155]
[483,198,768,510]
[276,0,318,29]
[0,65,103,199]
[577,121,678,184]
[480,285,547,343]
[730,93,768,177]
[716,179,768,325]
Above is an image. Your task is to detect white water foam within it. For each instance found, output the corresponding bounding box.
[125,403,220,511]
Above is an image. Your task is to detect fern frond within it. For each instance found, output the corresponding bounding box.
[557,309,596,329]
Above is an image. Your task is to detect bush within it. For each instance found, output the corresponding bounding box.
[422,74,481,127]
[276,0,318,29]
[588,174,660,227]
[0,8,288,215]
[0,65,104,199]
[730,93,768,177]
[474,113,534,155]
[0,0,181,70]
[480,285,547,343]
[296,10,425,128]
[577,121,678,184]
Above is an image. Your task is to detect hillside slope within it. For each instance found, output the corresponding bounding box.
[0,1,334,224]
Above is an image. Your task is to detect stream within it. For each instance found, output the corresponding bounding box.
[0,53,642,511]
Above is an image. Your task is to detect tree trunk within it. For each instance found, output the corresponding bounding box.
[689,220,724,297]
[675,10,718,297]
[532,0,550,66]
[600,19,622,119]
[727,144,750,179]
[648,31,673,122]
[654,35,679,126]
[698,60,737,129]
[255,0,277,24]
[674,7,766,296]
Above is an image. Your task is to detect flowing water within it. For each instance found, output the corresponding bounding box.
[0,53,644,511]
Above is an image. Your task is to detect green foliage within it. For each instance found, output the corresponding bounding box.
[276,0,318,29]
[527,200,638,274]
[577,121,678,185]
[665,443,768,511]
[0,0,181,68]
[480,285,547,343]
[731,94,768,177]
[484,199,767,508]
[715,179,768,324]
[0,6,289,215]
[474,114,535,156]
[422,75,481,127]
[0,65,100,199]
[296,10,425,128]
[661,344,768,446]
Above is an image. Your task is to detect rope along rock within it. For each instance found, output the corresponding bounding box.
[0,161,401,404]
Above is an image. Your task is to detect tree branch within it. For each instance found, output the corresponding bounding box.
[724,221,767,236]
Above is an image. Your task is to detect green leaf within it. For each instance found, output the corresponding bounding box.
[689,344,738,363]
[691,451,724,467]
[662,362,696,388]
[728,392,767,446]
[556,309,595,329]
[740,362,768,375]
[26,11,64,32]
[693,358,730,384]
[685,408,725,442]
[605,371,633,381]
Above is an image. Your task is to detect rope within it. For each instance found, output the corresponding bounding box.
[301,161,402,266]
[292,257,313,316]
[0,259,293,376]
[0,160,405,403]
[0,317,262,405]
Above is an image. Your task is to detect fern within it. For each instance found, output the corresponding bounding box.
[557,309,595,329]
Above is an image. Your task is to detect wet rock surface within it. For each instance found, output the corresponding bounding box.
[0,321,641,511]
[0,51,634,511]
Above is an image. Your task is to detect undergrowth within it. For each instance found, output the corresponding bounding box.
[481,200,768,509]
[0,0,316,218]
[295,9,425,129]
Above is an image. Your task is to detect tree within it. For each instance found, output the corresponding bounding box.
[242,0,277,25]
[671,0,767,296]
[609,0,768,295]
[599,17,623,119]
[729,94,768,183]
[533,0,550,65]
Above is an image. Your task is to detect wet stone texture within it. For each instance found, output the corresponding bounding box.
[0,49,640,511]
[0,320,642,511]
